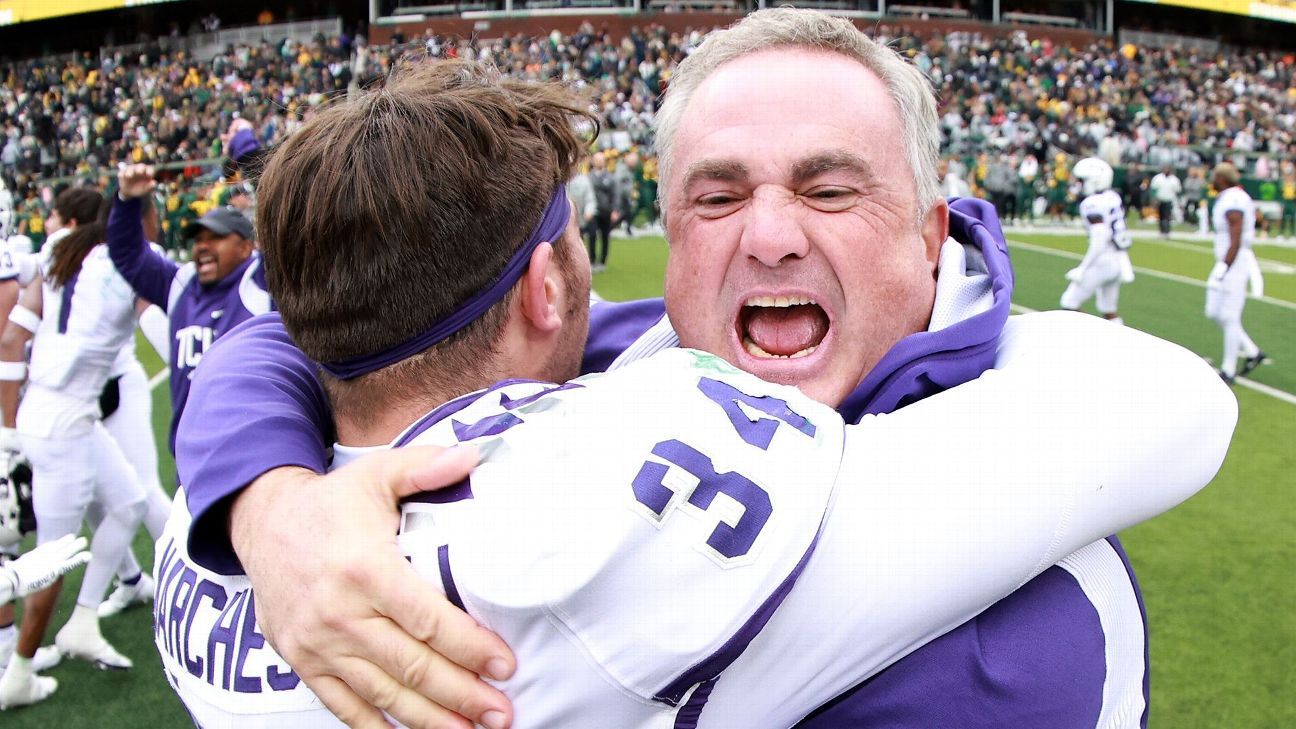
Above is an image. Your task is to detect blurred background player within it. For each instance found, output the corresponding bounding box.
[0,186,148,709]
[1206,163,1267,383]
[1060,157,1133,325]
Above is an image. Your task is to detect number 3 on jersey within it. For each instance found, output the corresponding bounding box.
[630,377,815,562]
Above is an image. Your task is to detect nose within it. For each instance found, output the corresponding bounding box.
[738,186,810,268]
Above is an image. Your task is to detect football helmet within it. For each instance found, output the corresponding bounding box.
[1072,157,1114,197]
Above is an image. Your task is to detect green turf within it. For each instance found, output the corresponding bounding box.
[8,228,1292,727]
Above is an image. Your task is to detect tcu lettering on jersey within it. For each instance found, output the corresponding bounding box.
[175,325,215,372]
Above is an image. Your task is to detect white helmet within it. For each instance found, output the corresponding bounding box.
[0,452,34,548]
[1072,157,1114,197]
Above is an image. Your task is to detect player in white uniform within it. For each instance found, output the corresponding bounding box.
[1206,163,1267,383]
[7,204,171,624]
[1061,157,1134,325]
[156,314,1234,728]
[0,187,148,709]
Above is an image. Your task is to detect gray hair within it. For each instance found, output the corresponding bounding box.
[654,8,941,223]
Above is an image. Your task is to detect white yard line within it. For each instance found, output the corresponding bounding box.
[148,369,168,390]
[1009,302,1296,406]
[1006,239,1296,312]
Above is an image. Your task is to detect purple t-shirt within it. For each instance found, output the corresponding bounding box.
[175,197,1147,728]
[107,196,273,450]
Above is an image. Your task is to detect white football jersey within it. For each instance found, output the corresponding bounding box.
[1211,187,1256,260]
[1079,189,1130,251]
[157,313,1233,729]
[18,244,138,438]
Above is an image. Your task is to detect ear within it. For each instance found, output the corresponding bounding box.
[519,242,562,334]
[919,197,949,275]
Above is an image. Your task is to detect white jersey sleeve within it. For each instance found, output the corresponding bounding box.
[699,311,1237,726]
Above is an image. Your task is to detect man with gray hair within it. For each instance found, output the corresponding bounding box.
[174,10,1200,728]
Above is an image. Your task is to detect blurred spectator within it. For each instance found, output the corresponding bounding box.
[1150,166,1182,238]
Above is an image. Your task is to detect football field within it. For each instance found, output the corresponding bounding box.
[6,227,1293,727]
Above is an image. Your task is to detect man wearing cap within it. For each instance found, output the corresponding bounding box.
[106,170,272,450]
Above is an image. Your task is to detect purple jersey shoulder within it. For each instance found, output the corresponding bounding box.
[838,196,1013,422]
[178,312,332,575]
[581,297,668,374]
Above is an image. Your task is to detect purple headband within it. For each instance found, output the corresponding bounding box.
[320,188,572,380]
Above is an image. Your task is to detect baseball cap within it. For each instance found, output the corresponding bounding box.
[185,206,254,240]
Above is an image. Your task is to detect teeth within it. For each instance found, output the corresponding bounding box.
[743,338,818,360]
[744,295,816,308]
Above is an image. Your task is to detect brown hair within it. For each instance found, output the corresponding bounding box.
[256,59,593,416]
[47,187,107,288]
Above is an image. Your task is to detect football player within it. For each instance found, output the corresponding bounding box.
[0,188,148,708]
[1061,157,1134,325]
[1206,163,1267,383]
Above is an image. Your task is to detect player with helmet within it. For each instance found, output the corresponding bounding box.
[1061,157,1134,325]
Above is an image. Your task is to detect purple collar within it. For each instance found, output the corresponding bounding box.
[320,189,571,380]
[837,196,1013,422]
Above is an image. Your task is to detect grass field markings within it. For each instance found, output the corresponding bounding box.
[1009,231,1296,273]
[1009,302,1296,406]
[148,368,167,390]
[1006,239,1296,312]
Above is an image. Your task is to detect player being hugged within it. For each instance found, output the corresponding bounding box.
[1061,157,1135,325]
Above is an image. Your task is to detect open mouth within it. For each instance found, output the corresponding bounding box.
[196,254,218,276]
[738,295,830,360]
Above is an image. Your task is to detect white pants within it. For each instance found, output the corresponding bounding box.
[1205,253,1261,377]
[1061,252,1125,314]
[22,423,146,607]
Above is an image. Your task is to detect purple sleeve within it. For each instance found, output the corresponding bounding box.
[580,297,667,374]
[107,196,180,310]
[177,313,333,575]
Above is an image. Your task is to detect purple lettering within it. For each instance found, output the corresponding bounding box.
[208,590,246,690]
[181,580,228,678]
[632,440,773,560]
[233,596,264,693]
[697,378,816,450]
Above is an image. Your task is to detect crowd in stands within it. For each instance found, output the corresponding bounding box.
[4,17,1296,247]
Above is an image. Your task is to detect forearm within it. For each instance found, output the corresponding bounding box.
[107,196,178,308]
